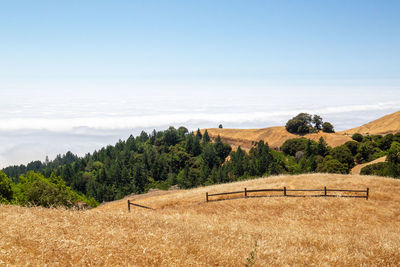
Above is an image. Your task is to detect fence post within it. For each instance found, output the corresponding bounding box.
[128,200,131,212]
[324,186,327,197]
[244,188,247,198]
[284,187,286,196]
[206,192,209,202]
[366,188,369,200]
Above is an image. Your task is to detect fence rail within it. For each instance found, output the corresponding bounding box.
[206,186,369,202]
[127,200,154,212]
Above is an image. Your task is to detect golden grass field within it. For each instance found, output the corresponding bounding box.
[202,126,352,151]
[202,110,400,151]
[1,173,400,266]
[343,110,400,135]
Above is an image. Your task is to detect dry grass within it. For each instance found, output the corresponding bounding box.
[342,110,400,135]
[1,173,400,266]
[202,110,400,151]
[202,127,352,151]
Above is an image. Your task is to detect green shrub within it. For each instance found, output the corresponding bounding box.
[281,138,313,156]
[329,145,354,172]
[14,172,91,208]
[344,141,359,156]
[352,133,363,142]
[0,172,14,203]
[322,122,335,133]
[360,162,388,176]
[317,157,348,174]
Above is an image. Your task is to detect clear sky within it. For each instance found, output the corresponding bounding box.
[0,0,399,167]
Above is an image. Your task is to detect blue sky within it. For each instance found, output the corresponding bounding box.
[0,1,399,167]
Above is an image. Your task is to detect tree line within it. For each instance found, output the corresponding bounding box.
[2,119,400,208]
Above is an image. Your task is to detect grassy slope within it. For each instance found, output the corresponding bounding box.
[342,110,400,135]
[202,110,400,151]
[202,126,352,151]
[1,173,400,266]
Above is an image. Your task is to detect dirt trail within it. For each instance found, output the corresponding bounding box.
[350,156,387,175]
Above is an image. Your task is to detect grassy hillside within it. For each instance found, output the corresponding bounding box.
[203,110,400,151]
[342,110,400,135]
[1,173,399,266]
[202,126,352,151]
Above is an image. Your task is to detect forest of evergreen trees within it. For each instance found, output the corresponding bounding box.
[2,125,400,207]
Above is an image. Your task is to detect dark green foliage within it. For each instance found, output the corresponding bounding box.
[360,141,400,178]
[344,141,359,156]
[312,115,323,131]
[12,172,97,208]
[285,113,335,134]
[317,156,348,174]
[377,134,393,151]
[0,171,13,203]
[202,130,211,144]
[317,137,330,156]
[281,137,314,156]
[214,136,232,165]
[395,133,400,143]
[322,122,335,133]
[218,124,223,129]
[228,146,248,178]
[248,141,271,176]
[3,124,400,206]
[360,162,388,176]
[285,113,313,134]
[387,142,400,177]
[355,142,375,164]
[329,145,354,173]
[352,133,364,142]
[2,127,237,203]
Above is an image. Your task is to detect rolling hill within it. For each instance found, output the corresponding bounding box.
[202,126,352,151]
[341,110,400,135]
[1,173,399,266]
[202,110,400,150]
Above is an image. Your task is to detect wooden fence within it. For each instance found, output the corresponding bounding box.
[127,200,154,212]
[206,187,369,202]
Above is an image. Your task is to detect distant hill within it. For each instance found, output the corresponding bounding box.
[202,110,400,150]
[341,110,400,135]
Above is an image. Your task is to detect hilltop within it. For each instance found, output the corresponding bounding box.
[202,110,400,150]
[1,173,399,266]
[341,110,400,135]
[202,126,352,151]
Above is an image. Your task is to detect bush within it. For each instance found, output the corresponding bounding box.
[329,145,354,173]
[0,172,14,203]
[317,157,348,174]
[322,122,335,133]
[281,138,312,156]
[387,142,400,177]
[377,134,394,151]
[14,172,89,208]
[285,113,313,134]
[355,142,375,164]
[285,113,335,135]
[352,133,363,142]
[344,141,359,156]
[360,162,388,176]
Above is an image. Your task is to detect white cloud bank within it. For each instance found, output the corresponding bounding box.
[0,85,399,168]
[0,102,399,133]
